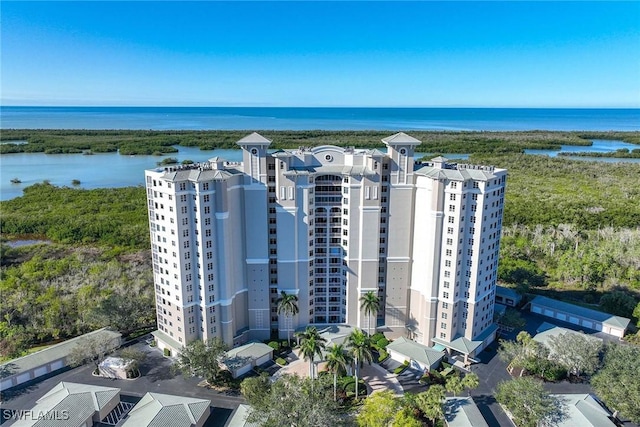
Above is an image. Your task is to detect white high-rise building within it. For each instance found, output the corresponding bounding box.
[146,132,506,362]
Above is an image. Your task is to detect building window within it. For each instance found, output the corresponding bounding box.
[450,194,456,201]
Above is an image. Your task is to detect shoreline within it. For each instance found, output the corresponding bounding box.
[2,129,639,157]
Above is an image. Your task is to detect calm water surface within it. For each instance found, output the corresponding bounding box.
[2,107,639,131]
[1,142,638,201]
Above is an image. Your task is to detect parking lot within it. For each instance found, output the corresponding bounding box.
[0,337,243,427]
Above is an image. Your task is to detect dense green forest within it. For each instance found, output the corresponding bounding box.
[2,129,639,155]
[0,244,154,359]
[558,148,640,158]
[1,153,639,359]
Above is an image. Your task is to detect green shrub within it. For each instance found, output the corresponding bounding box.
[378,349,389,363]
[268,341,280,351]
[393,361,409,375]
[345,381,356,394]
[339,376,355,389]
[280,340,290,348]
[275,357,287,366]
[419,374,431,385]
[371,332,385,343]
[543,364,567,382]
[429,370,445,384]
[344,380,366,396]
[163,348,170,357]
[377,338,389,348]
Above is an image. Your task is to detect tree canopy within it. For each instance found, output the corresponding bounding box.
[591,343,640,424]
[241,374,349,427]
[172,338,228,385]
[547,332,602,377]
[496,377,565,427]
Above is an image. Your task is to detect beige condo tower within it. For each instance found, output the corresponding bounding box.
[145,132,506,363]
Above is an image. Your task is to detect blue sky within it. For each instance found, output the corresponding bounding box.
[2,1,639,107]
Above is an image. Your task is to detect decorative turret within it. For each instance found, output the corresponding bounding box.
[237,132,272,184]
[381,132,422,185]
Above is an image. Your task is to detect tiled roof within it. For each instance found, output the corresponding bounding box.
[11,382,120,427]
[236,132,272,145]
[121,392,210,427]
[387,337,445,367]
[551,394,616,427]
[433,324,498,355]
[381,132,422,145]
[533,322,602,349]
[530,296,630,329]
[415,164,499,181]
[444,397,489,427]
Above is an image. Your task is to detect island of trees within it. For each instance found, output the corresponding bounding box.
[1,129,639,155]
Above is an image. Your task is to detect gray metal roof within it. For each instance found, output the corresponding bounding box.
[162,168,237,182]
[530,296,630,329]
[386,337,445,367]
[10,382,120,427]
[0,328,121,378]
[381,132,422,146]
[151,330,183,351]
[444,397,489,427]
[533,322,603,350]
[415,163,500,181]
[227,404,260,427]
[433,324,498,355]
[121,392,210,427]
[496,286,522,301]
[236,132,272,145]
[223,342,273,370]
[551,394,616,427]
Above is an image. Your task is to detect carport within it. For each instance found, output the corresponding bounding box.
[222,342,273,378]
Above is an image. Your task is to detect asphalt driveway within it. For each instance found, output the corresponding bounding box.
[0,338,243,427]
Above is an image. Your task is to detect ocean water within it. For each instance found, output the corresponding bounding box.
[1,106,639,131]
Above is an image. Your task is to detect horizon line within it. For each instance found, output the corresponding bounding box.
[3,105,640,110]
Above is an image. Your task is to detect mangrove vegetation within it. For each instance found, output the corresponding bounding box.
[1,149,640,359]
[1,129,639,155]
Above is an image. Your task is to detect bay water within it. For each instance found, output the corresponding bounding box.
[1,107,639,200]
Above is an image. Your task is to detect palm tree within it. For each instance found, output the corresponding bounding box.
[445,374,464,397]
[462,372,480,396]
[359,291,381,336]
[325,344,352,401]
[296,326,327,380]
[346,328,373,400]
[416,384,445,426]
[276,291,299,346]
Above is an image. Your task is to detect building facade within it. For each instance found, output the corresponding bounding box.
[145,132,506,358]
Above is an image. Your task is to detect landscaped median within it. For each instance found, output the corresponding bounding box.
[393,360,410,375]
